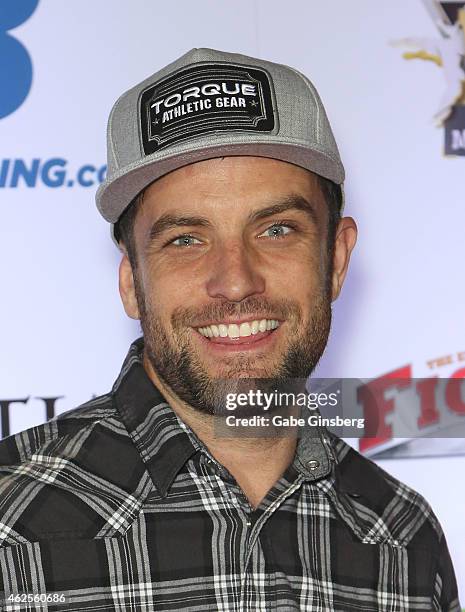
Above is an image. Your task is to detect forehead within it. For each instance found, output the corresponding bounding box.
[135,156,326,225]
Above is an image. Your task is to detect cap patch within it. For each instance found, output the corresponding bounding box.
[140,62,276,155]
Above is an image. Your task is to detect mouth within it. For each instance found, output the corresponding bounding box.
[192,318,282,351]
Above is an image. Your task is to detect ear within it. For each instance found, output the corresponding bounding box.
[118,251,141,320]
[330,217,358,301]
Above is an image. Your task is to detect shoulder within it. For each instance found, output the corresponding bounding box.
[327,434,460,607]
[0,393,145,545]
[328,433,443,548]
[0,393,116,467]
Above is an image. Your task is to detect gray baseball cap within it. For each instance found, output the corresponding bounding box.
[96,47,345,239]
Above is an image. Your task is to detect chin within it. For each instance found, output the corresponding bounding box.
[208,364,279,380]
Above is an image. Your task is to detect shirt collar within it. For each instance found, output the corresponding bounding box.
[113,338,199,497]
[113,337,334,496]
[293,424,334,481]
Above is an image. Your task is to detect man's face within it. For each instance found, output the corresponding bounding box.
[119,156,356,414]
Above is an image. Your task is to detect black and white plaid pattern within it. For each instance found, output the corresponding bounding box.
[0,338,460,611]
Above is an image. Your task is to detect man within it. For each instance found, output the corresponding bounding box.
[0,48,460,611]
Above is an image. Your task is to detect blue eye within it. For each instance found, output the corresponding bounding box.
[170,235,202,247]
[259,224,293,239]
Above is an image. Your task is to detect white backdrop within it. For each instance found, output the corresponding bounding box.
[1,0,464,599]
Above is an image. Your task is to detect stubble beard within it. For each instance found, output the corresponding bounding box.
[133,269,333,416]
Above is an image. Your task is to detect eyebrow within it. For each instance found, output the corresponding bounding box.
[247,195,319,226]
[148,215,212,244]
[146,194,319,245]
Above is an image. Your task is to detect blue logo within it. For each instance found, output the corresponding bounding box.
[0,158,107,188]
[0,0,39,119]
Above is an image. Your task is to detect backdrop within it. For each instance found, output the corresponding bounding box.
[1,0,464,599]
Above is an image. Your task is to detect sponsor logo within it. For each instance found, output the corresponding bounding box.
[392,0,465,156]
[0,158,106,188]
[0,396,63,438]
[358,349,465,458]
[140,63,277,154]
[0,0,39,119]
[0,395,103,438]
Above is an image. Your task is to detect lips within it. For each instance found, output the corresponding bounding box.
[209,328,276,345]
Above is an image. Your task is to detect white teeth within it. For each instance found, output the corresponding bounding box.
[219,324,228,337]
[239,322,251,337]
[196,319,281,339]
[228,324,240,338]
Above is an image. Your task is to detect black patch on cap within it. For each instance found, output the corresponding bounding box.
[140,62,276,155]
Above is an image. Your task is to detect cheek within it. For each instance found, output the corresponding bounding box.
[276,257,326,328]
[143,254,204,292]
[138,262,193,332]
[273,250,323,294]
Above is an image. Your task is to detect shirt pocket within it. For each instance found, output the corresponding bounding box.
[0,535,153,611]
[0,538,111,609]
[330,534,436,611]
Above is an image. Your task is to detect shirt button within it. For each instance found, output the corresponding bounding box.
[246,519,251,527]
[203,458,216,476]
[307,459,320,471]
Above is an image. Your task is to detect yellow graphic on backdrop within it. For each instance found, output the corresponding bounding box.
[392,5,465,125]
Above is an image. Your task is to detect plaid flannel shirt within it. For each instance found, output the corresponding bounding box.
[0,338,461,611]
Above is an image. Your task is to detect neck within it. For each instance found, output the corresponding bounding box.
[142,353,298,509]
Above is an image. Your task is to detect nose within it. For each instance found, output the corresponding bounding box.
[206,241,266,302]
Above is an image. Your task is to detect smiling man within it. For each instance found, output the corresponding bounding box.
[116,154,349,509]
[0,48,460,611]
